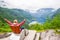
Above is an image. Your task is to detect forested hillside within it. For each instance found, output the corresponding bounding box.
[0,7,60,32]
[0,7,32,22]
[0,7,33,32]
[29,8,60,31]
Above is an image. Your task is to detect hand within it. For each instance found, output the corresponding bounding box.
[4,18,7,20]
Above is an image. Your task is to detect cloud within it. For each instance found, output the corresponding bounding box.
[1,0,60,11]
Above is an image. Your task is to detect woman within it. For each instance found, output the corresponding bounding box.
[4,18,26,34]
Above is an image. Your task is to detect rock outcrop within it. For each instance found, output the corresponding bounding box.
[0,29,60,40]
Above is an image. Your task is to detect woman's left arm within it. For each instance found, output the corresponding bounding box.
[18,19,26,27]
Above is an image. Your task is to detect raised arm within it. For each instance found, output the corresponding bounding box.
[4,18,12,25]
[18,19,26,27]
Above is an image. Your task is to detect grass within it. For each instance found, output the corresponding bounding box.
[0,27,12,33]
[0,25,60,35]
[54,29,60,34]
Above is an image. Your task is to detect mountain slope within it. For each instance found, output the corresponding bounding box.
[30,8,57,23]
[0,7,33,29]
[0,7,32,22]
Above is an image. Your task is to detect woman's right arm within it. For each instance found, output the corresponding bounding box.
[4,18,12,25]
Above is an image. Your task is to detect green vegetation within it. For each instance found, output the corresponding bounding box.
[0,7,33,33]
[29,12,60,32]
[0,7,60,33]
[28,23,44,32]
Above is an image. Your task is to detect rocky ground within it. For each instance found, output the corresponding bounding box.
[0,29,60,40]
[40,30,60,40]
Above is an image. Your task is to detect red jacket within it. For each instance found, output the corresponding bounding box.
[5,19,25,34]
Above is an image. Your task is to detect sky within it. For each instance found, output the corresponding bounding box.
[1,0,60,11]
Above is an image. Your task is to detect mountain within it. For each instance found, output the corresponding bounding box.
[30,8,57,23]
[0,7,60,24]
[52,8,60,19]
[0,7,33,28]
[0,0,59,24]
[0,7,33,22]
[55,8,60,15]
